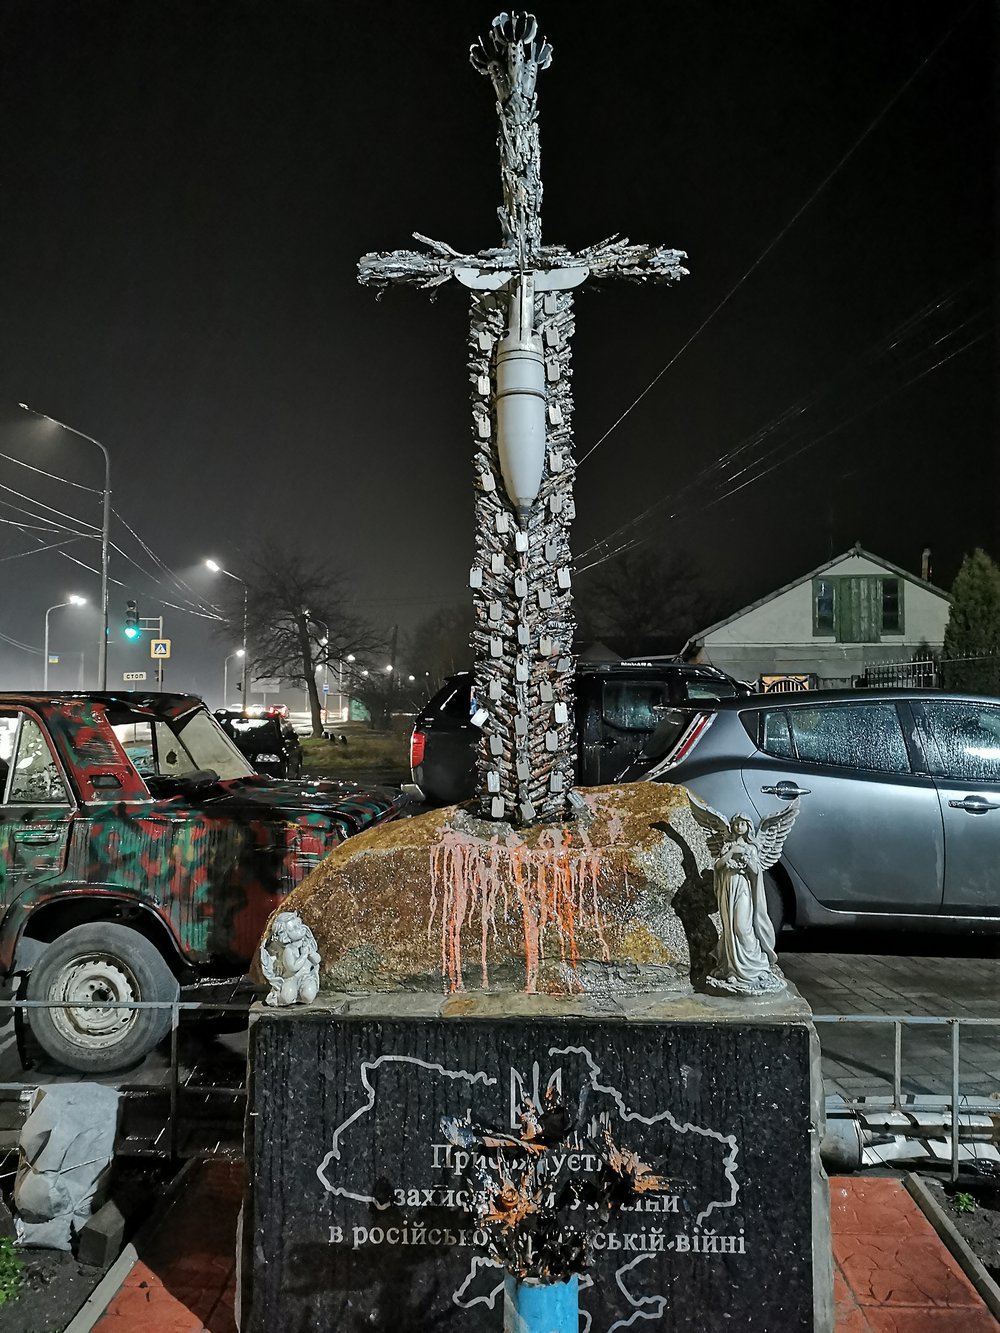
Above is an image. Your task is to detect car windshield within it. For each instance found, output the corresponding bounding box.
[111,706,254,782]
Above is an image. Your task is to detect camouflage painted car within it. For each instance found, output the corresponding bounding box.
[0,692,405,1072]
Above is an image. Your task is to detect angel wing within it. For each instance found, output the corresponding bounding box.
[756,798,800,870]
[687,795,733,860]
[258,937,281,989]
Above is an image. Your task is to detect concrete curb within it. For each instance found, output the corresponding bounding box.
[904,1170,1000,1323]
[63,1156,201,1333]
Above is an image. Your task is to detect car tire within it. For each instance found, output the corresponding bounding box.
[763,873,785,938]
[26,923,179,1074]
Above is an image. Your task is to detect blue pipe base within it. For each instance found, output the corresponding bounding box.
[503,1273,580,1333]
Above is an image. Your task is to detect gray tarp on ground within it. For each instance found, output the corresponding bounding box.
[14,1084,120,1249]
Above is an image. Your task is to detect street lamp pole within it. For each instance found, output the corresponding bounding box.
[241,584,249,701]
[340,653,355,723]
[43,595,87,691]
[207,560,249,702]
[224,649,245,708]
[20,405,111,689]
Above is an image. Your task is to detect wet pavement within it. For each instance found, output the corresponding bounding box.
[782,934,1000,1101]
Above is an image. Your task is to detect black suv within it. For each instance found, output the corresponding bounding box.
[409,662,753,804]
[214,709,303,779]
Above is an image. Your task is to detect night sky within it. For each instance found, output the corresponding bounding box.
[0,0,995,701]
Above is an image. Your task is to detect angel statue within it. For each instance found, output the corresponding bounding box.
[687,796,799,995]
[260,911,321,1007]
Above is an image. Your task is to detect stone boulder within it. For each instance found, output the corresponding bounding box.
[274,783,716,996]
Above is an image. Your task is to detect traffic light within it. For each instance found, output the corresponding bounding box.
[124,600,141,640]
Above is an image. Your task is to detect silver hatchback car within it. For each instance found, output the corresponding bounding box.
[630,690,1000,936]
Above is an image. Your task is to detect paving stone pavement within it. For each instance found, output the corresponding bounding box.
[831,1175,997,1331]
[88,1162,998,1331]
[782,949,1000,1101]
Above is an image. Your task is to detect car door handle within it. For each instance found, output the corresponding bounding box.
[761,782,811,799]
[13,830,61,844]
[948,796,1000,814]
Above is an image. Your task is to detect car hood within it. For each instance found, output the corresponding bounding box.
[144,775,409,833]
[213,776,406,820]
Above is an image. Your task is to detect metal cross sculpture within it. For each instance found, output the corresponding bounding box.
[360,12,687,825]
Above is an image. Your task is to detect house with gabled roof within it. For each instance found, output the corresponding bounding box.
[681,545,951,689]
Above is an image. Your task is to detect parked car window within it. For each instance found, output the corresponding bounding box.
[684,677,739,701]
[170,710,254,779]
[113,721,156,775]
[437,684,474,720]
[915,702,1000,783]
[785,703,909,773]
[112,710,252,782]
[602,681,670,732]
[0,715,19,799]
[8,717,68,804]
[760,710,794,759]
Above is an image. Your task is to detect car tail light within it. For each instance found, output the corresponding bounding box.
[410,730,426,769]
[671,712,715,764]
[645,712,716,778]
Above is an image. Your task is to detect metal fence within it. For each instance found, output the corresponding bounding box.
[0,1001,994,1183]
[859,659,939,688]
[859,651,1000,689]
[0,997,249,1161]
[813,1013,1000,1183]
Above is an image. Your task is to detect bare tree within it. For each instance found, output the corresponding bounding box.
[406,605,474,691]
[575,547,715,657]
[220,543,378,737]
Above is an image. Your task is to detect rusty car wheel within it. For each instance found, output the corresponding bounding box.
[26,923,179,1074]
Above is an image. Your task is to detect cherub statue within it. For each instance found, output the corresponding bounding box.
[260,911,321,1006]
[688,796,799,995]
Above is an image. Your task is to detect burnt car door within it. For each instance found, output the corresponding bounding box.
[0,712,74,908]
[911,699,1000,917]
[739,700,943,914]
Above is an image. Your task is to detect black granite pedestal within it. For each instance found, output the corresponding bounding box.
[241,988,833,1332]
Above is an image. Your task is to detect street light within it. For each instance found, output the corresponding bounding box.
[43,596,87,691]
[339,653,355,724]
[20,404,111,688]
[206,559,249,703]
[223,649,245,709]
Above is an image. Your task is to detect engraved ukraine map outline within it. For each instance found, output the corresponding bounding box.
[316,1045,741,1333]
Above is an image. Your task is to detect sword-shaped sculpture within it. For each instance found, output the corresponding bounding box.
[360,13,688,825]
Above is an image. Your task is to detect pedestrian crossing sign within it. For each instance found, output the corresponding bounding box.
[151,639,171,659]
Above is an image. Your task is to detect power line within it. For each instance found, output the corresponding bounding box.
[0,536,83,564]
[0,481,99,533]
[577,324,989,573]
[577,0,979,467]
[0,449,103,494]
[575,280,990,567]
[0,630,41,655]
[111,507,222,619]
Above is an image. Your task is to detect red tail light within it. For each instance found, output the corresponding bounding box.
[410,730,426,769]
[644,711,716,779]
[671,712,715,765]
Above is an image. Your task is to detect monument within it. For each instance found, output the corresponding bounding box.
[240,14,833,1331]
[358,11,687,825]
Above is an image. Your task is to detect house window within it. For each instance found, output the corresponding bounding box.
[881,578,902,633]
[813,579,835,636]
[814,574,904,642]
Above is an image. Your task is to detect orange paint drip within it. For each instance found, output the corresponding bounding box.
[429,826,607,993]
